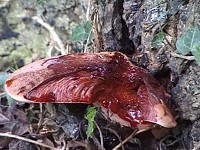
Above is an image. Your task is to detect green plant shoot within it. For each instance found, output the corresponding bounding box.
[85,106,97,139]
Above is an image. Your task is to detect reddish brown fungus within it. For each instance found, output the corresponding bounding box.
[4,52,176,129]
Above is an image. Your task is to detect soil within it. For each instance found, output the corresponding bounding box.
[0,0,200,150]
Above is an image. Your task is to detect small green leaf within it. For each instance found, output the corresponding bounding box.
[71,25,85,42]
[0,72,10,86]
[85,106,97,138]
[176,25,200,55]
[193,45,200,65]
[152,32,165,47]
[71,21,93,42]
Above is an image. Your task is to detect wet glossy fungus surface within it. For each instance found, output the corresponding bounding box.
[5,52,176,128]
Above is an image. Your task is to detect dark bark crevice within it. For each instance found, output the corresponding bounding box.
[98,0,135,54]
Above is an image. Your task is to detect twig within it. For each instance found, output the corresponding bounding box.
[86,0,91,21]
[165,137,182,146]
[164,35,176,50]
[91,135,101,149]
[104,127,124,150]
[0,92,6,97]
[159,134,173,149]
[112,127,152,150]
[84,28,93,53]
[170,52,195,60]
[47,45,54,57]
[0,132,57,150]
[32,16,66,55]
[61,139,67,150]
[95,121,105,150]
[66,44,69,54]
[36,103,44,133]
[83,0,93,53]
[159,134,183,149]
[92,8,103,52]
[180,137,187,150]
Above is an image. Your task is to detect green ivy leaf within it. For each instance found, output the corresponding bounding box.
[193,45,200,65]
[0,72,10,86]
[85,106,97,138]
[152,32,165,47]
[176,25,200,55]
[71,25,85,42]
[71,21,93,42]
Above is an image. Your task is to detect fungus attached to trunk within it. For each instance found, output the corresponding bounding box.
[5,52,176,129]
